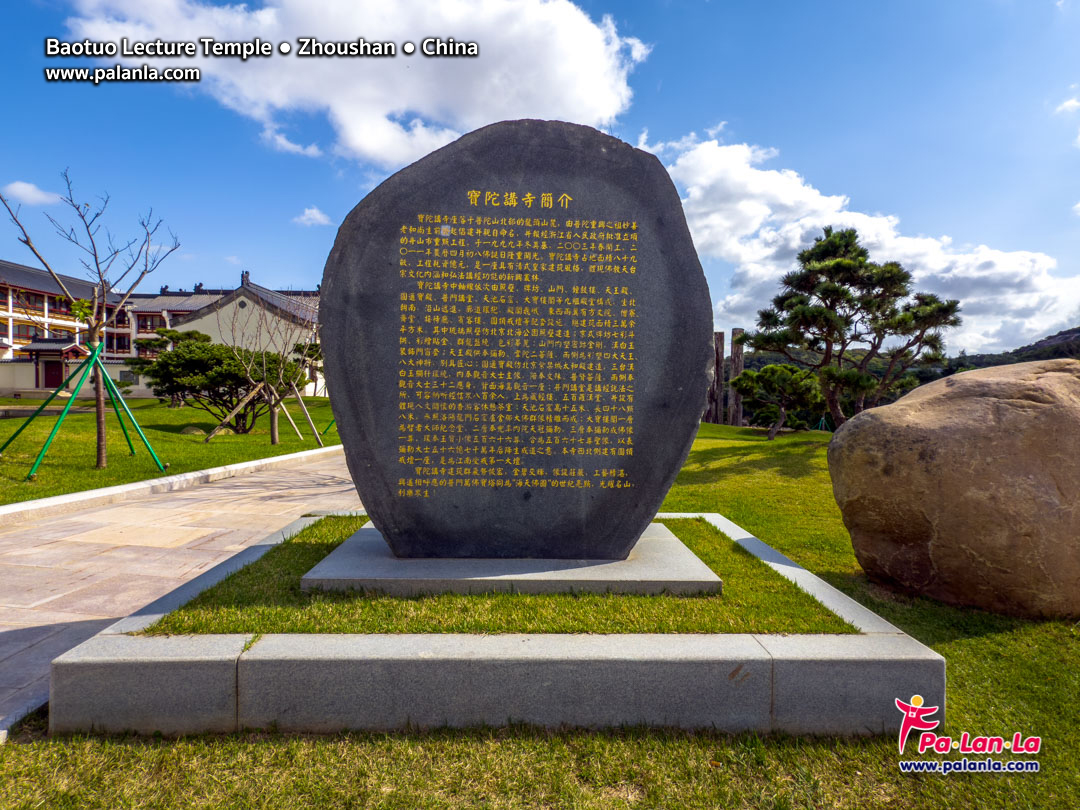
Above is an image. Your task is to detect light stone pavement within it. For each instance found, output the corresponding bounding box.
[0,453,361,734]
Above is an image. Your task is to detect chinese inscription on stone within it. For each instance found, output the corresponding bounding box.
[322,120,712,559]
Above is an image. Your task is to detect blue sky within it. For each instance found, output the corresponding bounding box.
[2,0,1078,352]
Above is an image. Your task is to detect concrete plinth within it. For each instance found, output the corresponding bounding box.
[300,523,722,596]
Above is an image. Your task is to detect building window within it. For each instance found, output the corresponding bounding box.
[13,292,45,313]
[49,296,73,315]
[113,308,129,326]
[105,334,130,352]
[137,314,166,333]
[13,323,41,340]
[0,322,7,339]
[50,328,74,340]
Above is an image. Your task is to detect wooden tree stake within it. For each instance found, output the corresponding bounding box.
[291,382,324,447]
[205,382,264,442]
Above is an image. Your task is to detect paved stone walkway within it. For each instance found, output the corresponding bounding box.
[0,452,361,736]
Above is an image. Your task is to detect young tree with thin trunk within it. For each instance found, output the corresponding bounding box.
[0,170,179,468]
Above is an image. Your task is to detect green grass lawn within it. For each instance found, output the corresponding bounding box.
[0,396,339,504]
[2,424,1078,809]
[144,516,853,635]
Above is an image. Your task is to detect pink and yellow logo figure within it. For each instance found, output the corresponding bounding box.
[895,694,940,754]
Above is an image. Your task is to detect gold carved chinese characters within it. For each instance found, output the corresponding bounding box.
[396,205,638,499]
[465,189,574,210]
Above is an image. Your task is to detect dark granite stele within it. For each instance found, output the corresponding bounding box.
[321,119,713,560]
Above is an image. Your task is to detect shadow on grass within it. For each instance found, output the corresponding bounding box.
[816,569,1046,646]
[139,422,220,435]
[676,429,827,484]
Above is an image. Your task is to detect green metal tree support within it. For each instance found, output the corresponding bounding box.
[0,342,167,480]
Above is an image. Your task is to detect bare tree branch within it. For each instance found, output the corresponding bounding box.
[215,283,320,444]
[107,217,179,326]
[0,169,180,469]
[0,192,78,303]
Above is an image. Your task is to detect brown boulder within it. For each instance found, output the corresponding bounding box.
[828,359,1080,618]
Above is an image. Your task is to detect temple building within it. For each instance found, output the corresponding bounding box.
[0,259,320,397]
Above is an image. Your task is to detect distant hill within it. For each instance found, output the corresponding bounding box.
[729,325,1080,387]
[1015,326,1080,356]
[948,326,1080,370]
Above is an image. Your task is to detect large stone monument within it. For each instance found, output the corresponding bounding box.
[320,119,713,562]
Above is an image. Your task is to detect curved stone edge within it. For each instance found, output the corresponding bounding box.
[42,512,945,739]
[0,445,346,528]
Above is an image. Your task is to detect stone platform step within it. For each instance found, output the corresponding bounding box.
[300,522,722,596]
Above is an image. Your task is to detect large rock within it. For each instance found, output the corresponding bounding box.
[828,359,1080,618]
[321,120,713,559]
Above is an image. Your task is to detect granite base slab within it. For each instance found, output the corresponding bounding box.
[299,522,722,596]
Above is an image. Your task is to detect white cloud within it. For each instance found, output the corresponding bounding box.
[293,206,332,226]
[68,0,648,170]
[262,125,322,157]
[1073,201,1080,216]
[643,135,1080,354]
[225,255,242,266]
[1,181,61,206]
[705,122,727,139]
[1055,97,1080,148]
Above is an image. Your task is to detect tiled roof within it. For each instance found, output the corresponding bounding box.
[244,281,319,323]
[19,338,87,353]
[1,257,322,323]
[128,293,227,313]
[0,258,103,300]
